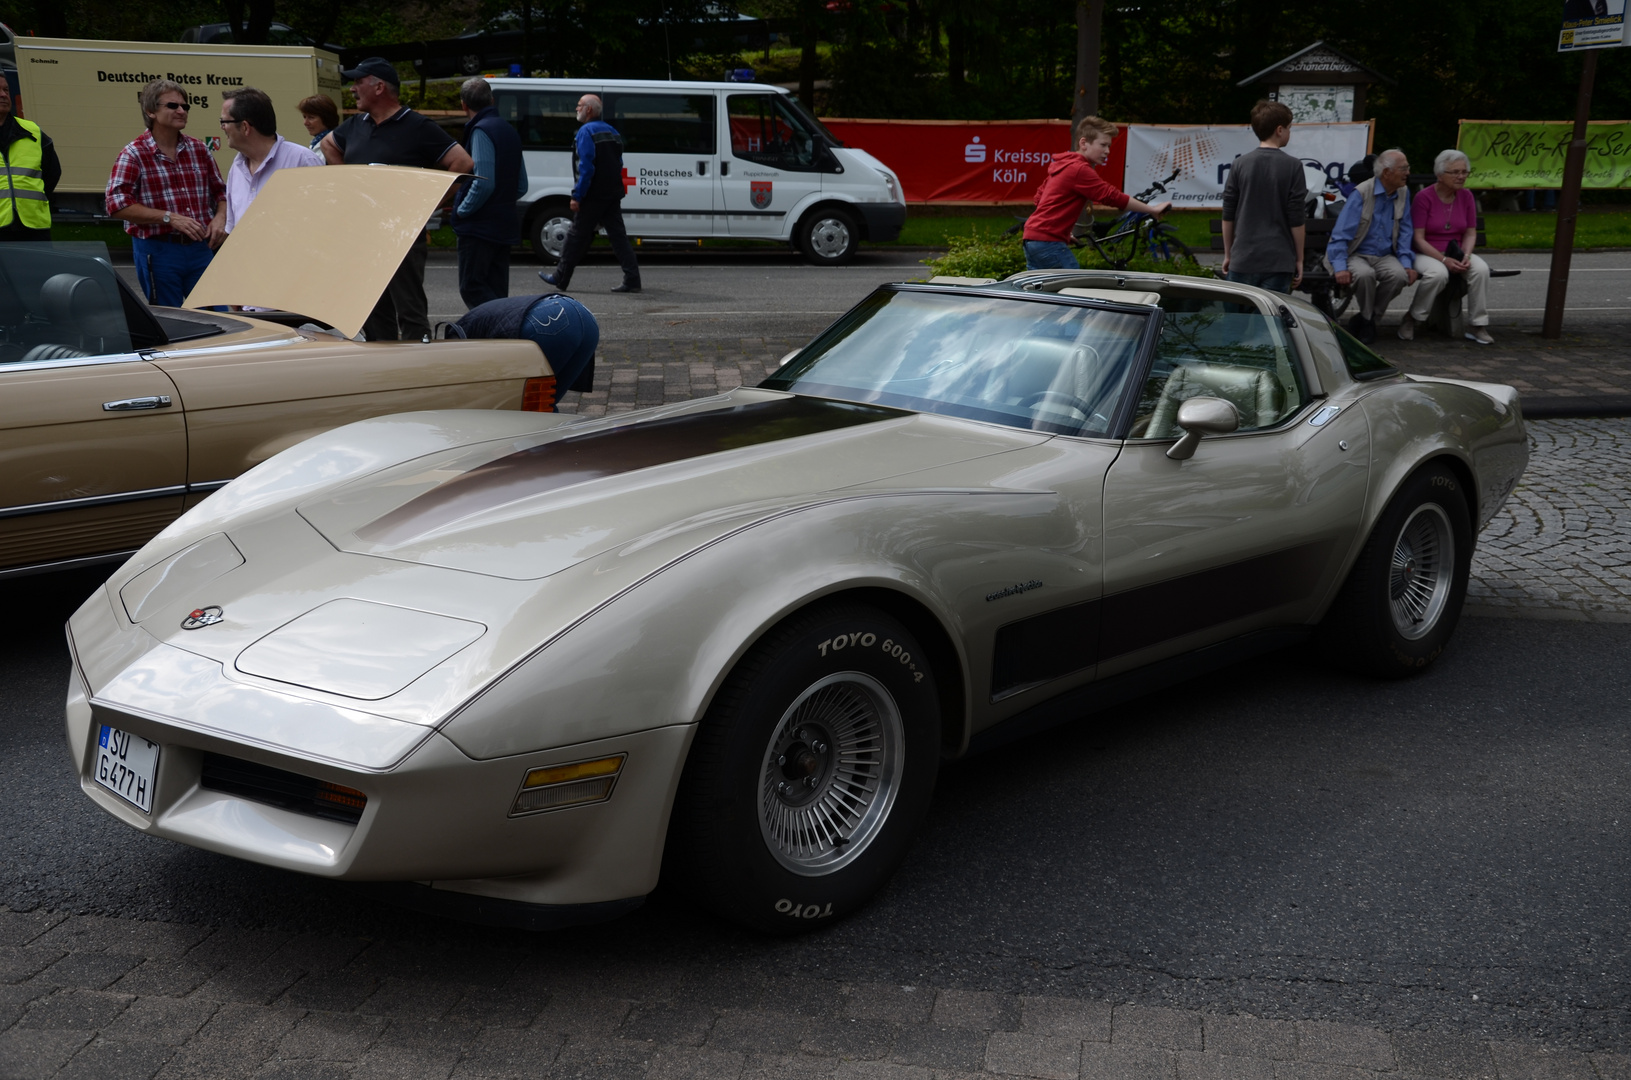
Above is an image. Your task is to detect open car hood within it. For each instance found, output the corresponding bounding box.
[184,165,458,339]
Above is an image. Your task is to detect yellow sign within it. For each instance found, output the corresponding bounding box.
[13,37,342,194]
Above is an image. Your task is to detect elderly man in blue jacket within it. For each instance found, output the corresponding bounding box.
[541,93,641,294]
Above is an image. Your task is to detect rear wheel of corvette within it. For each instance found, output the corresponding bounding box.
[668,602,941,933]
[1317,462,1472,678]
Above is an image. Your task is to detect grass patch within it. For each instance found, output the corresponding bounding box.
[1482,210,1631,249]
[888,210,1217,250]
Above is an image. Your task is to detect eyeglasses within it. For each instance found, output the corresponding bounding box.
[1442,168,1471,176]
[162,101,191,112]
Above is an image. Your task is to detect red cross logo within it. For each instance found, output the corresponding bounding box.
[621,167,636,194]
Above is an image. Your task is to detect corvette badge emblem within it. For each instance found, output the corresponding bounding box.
[750,180,773,209]
[180,606,224,630]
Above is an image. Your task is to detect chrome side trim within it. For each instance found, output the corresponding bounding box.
[0,549,138,581]
[146,334,301,359]
[0,352,147,374]
[0,486,188,520]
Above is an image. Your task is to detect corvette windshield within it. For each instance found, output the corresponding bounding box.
[762,289,1150,437]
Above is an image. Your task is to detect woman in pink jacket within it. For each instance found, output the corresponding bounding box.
[1403,149,1493,344]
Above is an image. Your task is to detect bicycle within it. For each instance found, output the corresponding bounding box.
[1005,169,1196,270]
[1077,170,1193,269]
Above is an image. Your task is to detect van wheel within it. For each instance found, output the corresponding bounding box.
[797,206,860,266]
[667,602,940,933]
[529,201,576,264]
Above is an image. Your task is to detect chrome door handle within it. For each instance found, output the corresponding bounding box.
[103,395,173,412]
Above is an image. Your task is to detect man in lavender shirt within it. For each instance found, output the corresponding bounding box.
[218,87,322,234]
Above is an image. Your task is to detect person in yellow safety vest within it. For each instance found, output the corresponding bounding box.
[0,79,60,241]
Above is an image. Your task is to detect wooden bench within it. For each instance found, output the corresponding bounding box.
[1208,212,1519,334]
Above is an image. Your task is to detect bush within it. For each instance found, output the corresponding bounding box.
[923,230,1217,280]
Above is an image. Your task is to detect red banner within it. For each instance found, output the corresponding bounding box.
[822,118,1129,204]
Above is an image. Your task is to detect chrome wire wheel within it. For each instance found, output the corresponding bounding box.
[807,216,853,260]
[1389,503,1454,640]
[758,672,903,876]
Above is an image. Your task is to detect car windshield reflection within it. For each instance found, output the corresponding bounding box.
[762,288,1151,437]
[0,242,134,362]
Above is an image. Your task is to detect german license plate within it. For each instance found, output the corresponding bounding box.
[95,725,160,814]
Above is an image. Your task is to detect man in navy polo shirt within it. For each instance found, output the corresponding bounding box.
[321,58,474,341]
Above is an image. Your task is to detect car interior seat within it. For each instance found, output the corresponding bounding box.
[1145,363,1282,439]
[40,273,121,354]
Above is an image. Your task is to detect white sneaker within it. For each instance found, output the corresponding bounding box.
[1397,315,1416,341]
[1465,328,1494,345]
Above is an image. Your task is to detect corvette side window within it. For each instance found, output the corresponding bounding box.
[1127,299,1308,439]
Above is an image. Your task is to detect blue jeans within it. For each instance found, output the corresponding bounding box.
[1226,270,1294,294]
[1023,240,1080,270]
[133,236,214,307]
[523,294,600,401]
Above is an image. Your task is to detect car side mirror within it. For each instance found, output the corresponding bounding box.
[1166,396,1240,460]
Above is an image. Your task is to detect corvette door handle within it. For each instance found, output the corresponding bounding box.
[103,395,173,412]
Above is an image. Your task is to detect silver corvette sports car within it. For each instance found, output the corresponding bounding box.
[66,270,1528,932]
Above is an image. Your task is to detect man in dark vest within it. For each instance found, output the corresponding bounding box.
[541,94,641,293]
[452,77,527,308]
[0,78,60,241]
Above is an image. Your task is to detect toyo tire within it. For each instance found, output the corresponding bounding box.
[1317,462,1473,678]
[667,602,941,933]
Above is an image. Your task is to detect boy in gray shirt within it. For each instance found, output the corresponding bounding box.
[1220,100,1306,294]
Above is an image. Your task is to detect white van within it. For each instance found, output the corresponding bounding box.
[487,77,906,266]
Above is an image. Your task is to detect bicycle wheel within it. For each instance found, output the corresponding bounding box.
[1092,217,1141,270]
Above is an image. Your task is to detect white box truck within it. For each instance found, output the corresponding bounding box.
[13,36,341,218]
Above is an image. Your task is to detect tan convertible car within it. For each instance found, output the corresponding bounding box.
[2,167,552,578]
[66,270,1528,934]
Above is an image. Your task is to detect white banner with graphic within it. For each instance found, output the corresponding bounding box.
[1122,123,1374,209]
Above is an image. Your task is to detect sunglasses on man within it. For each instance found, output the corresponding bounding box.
[162,101,191,112]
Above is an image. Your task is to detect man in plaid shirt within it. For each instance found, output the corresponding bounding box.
[106,78,227,307]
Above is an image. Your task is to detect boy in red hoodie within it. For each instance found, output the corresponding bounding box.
[1023,116,1170,270]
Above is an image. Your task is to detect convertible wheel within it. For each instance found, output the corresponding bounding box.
[1317,463,1472,678]
[668,602,941,933]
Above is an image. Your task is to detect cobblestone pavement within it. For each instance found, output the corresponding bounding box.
[1470,419,1631,621]
[2,906,1628,1080]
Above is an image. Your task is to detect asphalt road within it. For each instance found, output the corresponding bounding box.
[5,568,1627,1053]
[414,247,1631,340]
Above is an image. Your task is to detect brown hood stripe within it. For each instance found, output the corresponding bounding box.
[357,397,905,545]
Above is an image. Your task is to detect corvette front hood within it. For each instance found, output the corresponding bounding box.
[298,389,1050,580]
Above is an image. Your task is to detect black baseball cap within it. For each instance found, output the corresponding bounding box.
[341,57,400,87]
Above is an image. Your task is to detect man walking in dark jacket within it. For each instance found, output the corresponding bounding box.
[453,77,528,308]
[542,94,640,293]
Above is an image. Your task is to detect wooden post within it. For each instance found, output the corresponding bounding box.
[1543,49,1599,339]
[1073,0,1102,138]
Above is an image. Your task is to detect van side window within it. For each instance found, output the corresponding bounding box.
[602,94,716,155]
[497,91,579,153]
[727,95,819,172]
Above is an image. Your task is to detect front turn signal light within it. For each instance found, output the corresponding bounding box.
[521,375,557,412]
[509,754,624,816]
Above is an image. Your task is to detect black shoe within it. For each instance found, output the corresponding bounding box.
[1346,313,1365,336]
[539,271,568,289]
[611,281,641,293]
[1358,317,1377,345]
